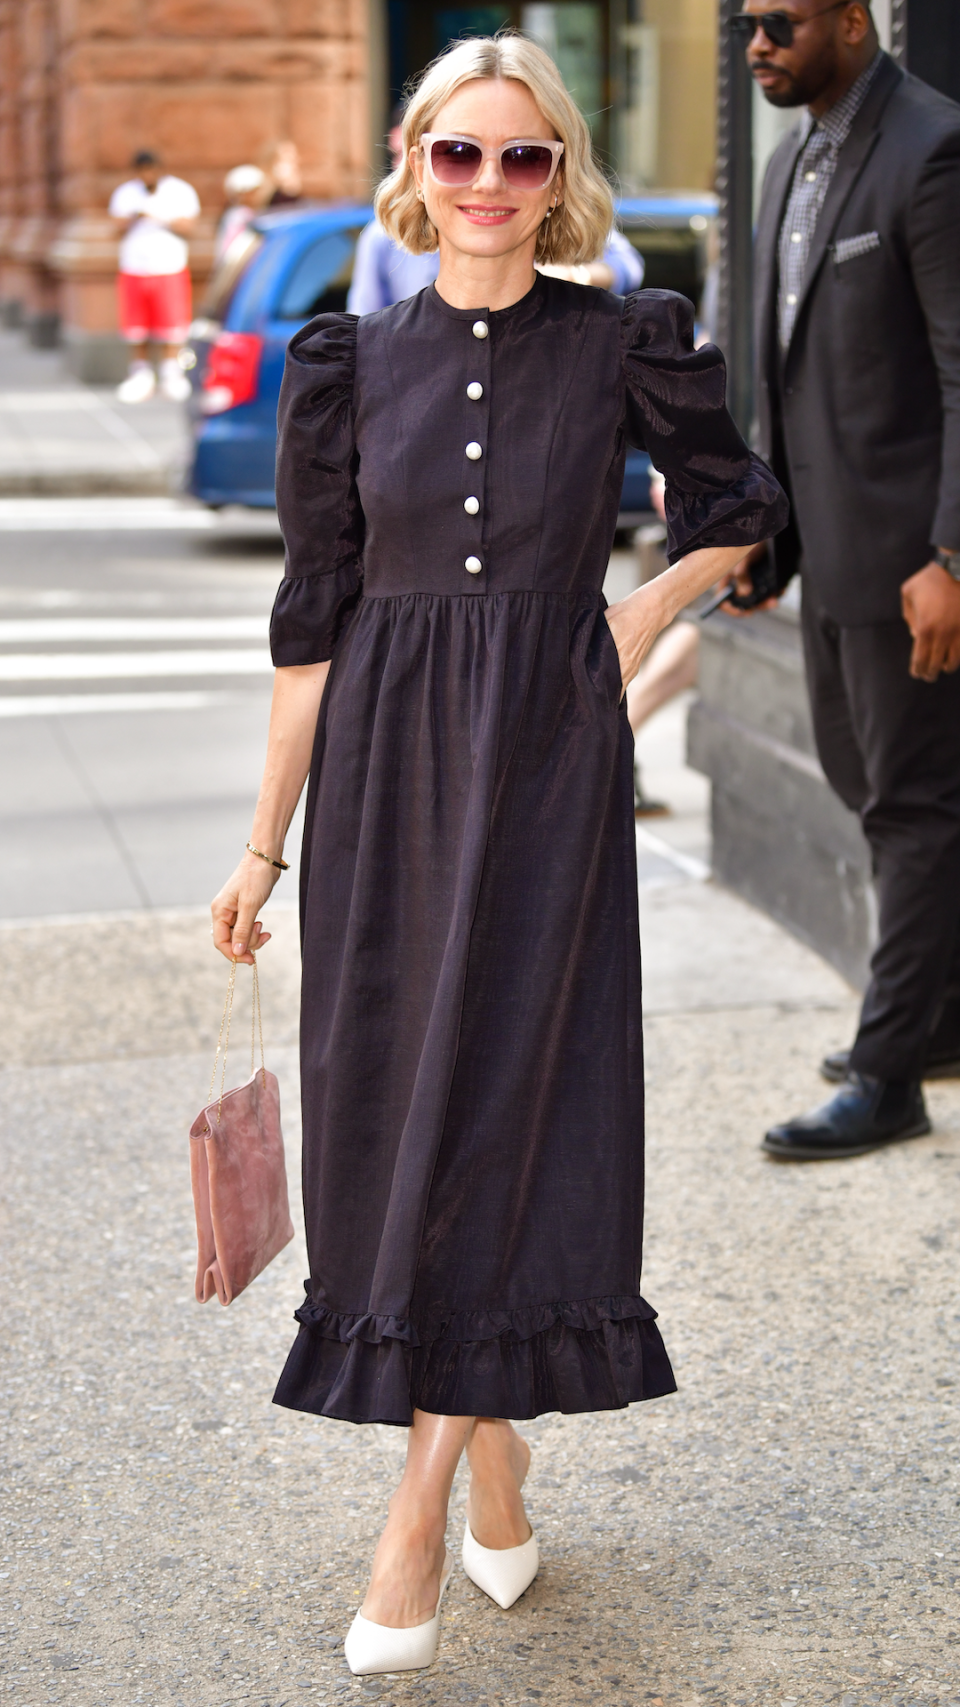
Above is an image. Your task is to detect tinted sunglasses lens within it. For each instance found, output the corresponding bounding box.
[429,139,483,183]
[760,12,794,45]
[502,144,555,188]
[729,11,793,46]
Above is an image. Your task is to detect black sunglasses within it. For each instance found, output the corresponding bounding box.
[729,0,850,49]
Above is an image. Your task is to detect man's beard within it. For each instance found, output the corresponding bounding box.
[750,67,806,107]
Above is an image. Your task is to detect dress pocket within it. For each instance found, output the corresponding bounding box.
[571,601,624,714]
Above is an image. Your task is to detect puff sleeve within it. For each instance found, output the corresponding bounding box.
[270,314,363,665]
[621,290,788,564]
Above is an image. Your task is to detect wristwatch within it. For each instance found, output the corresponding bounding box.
[935,545,960,582]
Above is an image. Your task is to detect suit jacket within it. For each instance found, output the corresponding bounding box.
[754,53,960,625]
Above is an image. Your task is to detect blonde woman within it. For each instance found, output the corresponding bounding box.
[211,32,787,1677]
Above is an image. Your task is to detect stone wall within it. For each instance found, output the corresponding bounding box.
[687,600,874,991]
[0,0,376,368]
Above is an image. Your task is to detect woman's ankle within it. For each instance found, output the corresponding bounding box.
[467,1420,530,1482]
[362,1510,448,1626]
[466,1489,531,1550]
[465,1422,532,1549]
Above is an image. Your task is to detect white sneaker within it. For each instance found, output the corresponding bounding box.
[116,363,156,403]
[159,358,191,402]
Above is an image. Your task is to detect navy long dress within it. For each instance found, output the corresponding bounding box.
[269,275,787,1427]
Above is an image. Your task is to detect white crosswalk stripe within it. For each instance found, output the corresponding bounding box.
[0,592,275,715]
[0,691,227,718]
[0,498,220,530]
[0,649,274,681]
[0,616,268,643]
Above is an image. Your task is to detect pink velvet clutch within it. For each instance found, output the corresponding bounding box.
[189,959,294,1306]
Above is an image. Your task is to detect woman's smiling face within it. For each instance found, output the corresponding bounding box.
[411,77,562,261]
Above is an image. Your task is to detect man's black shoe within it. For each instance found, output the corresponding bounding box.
[820,1042,960,1083]
[763,1073,930,1161]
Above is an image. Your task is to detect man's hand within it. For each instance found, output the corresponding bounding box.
[901,561,960,681]
[719,540,779,617]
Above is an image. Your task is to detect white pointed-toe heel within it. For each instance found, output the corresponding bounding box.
[462,1521,539,1610]
[344,1549,453,1676]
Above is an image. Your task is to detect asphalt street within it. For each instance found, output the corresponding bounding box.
[0,501,300,918]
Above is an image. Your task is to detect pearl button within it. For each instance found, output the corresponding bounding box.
[472,321,488,339]
[804,170,817,181]
[467,382,483,400]
[791,231,802,242]
[464,496,480,515]
[786,292,797,306]
[465,441,482,460]
[465,556,482,574]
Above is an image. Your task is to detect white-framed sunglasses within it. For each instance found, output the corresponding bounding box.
[420,133,565,191]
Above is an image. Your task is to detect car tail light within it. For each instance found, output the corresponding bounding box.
[200,331,263,414]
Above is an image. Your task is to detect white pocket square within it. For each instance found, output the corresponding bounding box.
[833,230,881,264]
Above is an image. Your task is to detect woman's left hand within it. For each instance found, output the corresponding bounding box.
[605,581,668,695]
[604,542,771,692]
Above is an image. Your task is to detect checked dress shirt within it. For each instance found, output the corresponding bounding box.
[777,51,882,348]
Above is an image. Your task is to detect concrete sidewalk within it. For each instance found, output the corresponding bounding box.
[0,328,189,495]
[3,863,959,1707]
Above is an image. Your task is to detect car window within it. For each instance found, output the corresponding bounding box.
[275,232,358,320]
[199,227,264,320]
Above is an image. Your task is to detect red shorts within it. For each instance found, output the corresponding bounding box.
[117,270,192,343]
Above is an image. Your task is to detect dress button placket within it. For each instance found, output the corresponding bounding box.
[463,320,490,578]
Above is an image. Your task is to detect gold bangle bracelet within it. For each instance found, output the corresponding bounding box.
[246,841,289,872]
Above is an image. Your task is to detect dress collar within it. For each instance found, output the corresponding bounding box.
[427,271,545,323]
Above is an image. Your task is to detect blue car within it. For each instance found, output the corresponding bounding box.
[185,195,716,518]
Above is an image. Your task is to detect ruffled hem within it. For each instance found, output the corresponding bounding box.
[272,1290,677,1426]
[290,1289,659,1346]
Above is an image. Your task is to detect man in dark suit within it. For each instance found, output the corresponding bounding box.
[728,1,960,1159]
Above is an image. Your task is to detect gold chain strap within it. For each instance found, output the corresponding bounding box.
[252,955,266,1088]
[207,956,266,1122]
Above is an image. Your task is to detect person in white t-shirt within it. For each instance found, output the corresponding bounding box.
[109,150,200,403]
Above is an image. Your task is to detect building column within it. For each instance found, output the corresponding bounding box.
[0,0,61,341]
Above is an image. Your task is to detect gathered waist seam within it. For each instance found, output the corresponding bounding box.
[359,590,603,604]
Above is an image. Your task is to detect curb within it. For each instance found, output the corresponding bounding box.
[0,469,177,497]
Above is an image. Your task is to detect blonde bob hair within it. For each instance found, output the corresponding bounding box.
[375,33,615,267]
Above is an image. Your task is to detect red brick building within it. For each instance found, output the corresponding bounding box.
[0,0,378,375]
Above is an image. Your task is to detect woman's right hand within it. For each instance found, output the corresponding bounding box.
[211,850,281,965]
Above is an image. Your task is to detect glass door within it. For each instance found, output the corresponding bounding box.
[388,0,612,158]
